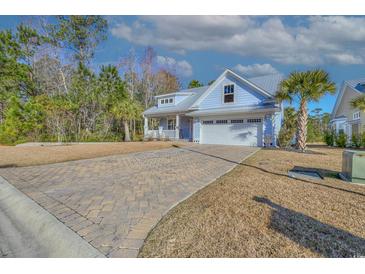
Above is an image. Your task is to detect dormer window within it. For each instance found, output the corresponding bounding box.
[224,84,234,103]
[159,97,174,106]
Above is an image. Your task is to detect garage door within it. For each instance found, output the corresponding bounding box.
[200,119,262,146]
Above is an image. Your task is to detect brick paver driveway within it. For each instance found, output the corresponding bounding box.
[0,144,258,257]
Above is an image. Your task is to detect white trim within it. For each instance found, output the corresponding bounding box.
[186,106,279,117]
[191,69,273,109]
[155,92,192,98]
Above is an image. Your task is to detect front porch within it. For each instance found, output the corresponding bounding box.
[144,114,193,141]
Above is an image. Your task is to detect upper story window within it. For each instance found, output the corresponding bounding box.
[223,84,234,103]
[159,97,174,105]
[353,111,360,120]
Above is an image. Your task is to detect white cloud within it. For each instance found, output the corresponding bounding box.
[110,16,365,65]
[234,63,279,77]
[156,55,193,78]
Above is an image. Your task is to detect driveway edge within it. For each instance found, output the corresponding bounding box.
[0,176,105,258]
[138,147,261,257]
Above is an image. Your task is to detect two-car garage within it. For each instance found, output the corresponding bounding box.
[200,117,263,146]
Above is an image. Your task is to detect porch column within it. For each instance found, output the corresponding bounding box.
[143,116,148,137]
[175,114,180,140]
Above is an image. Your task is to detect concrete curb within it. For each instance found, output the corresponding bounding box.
[0,176,105,258]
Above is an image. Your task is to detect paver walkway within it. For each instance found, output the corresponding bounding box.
[0,144,258,257]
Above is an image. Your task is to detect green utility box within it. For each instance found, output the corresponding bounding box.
[340,150,365,184]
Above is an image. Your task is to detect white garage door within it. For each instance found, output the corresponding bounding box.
[200,119,262,146]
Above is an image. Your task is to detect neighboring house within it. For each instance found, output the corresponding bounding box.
[330,78,365,138]
[143,69,283,147]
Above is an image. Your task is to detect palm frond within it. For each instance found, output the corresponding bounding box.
[351,95,365,111]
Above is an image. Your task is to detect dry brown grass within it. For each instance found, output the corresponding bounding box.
[139,146,365,258]
[0,141,181,167]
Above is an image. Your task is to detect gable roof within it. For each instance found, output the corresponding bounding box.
[143,69,283,117]
[191,69,281,108]
[331,78,365,119]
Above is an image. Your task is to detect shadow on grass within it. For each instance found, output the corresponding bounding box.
[253,196,365,257]
[0,164,17,168]
[263,147,327,155]
[174,145,365,198]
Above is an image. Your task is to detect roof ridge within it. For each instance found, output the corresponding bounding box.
[248,73,283,80]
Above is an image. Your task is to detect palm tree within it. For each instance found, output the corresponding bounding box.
[111,97,142,142]
[276,69,336,151]
[351,95,365,111]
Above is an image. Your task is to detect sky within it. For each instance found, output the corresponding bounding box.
[1,15,365,113]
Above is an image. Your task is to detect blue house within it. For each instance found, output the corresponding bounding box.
[143,69,283,147]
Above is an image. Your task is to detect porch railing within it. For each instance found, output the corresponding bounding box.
[145,130,177,140]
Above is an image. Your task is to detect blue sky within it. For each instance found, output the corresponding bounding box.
[1,15,365,113]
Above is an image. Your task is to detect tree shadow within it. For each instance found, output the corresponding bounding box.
[0,164,17,168]
[263,147,327,155]
[253,196,365,257]
[174,145,365,198]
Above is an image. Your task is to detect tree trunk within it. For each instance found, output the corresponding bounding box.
[297,99,308,151]
[133,119,136,139]
[123,120,131,142]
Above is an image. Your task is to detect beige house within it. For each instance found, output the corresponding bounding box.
[331,78,365,139]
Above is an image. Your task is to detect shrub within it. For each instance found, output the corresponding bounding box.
[335,132,347,148]
[361,132,365,148]
[351,134,361,148]
[324,130,335,146]
[278,107,297,148]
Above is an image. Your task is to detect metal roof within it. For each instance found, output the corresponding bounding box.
[246,74,284,96]
[345,77,365,92]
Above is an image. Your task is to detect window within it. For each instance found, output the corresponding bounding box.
[223,84,234,103]
[164,98,169,104]
[231,119,244,124]
[247,118,262,123]
[353,111,360,120]
[169,98,173,103]
[167,119,176,130]
[202,120,214,125]
[160,99,164,104]
[216,120,228,124]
